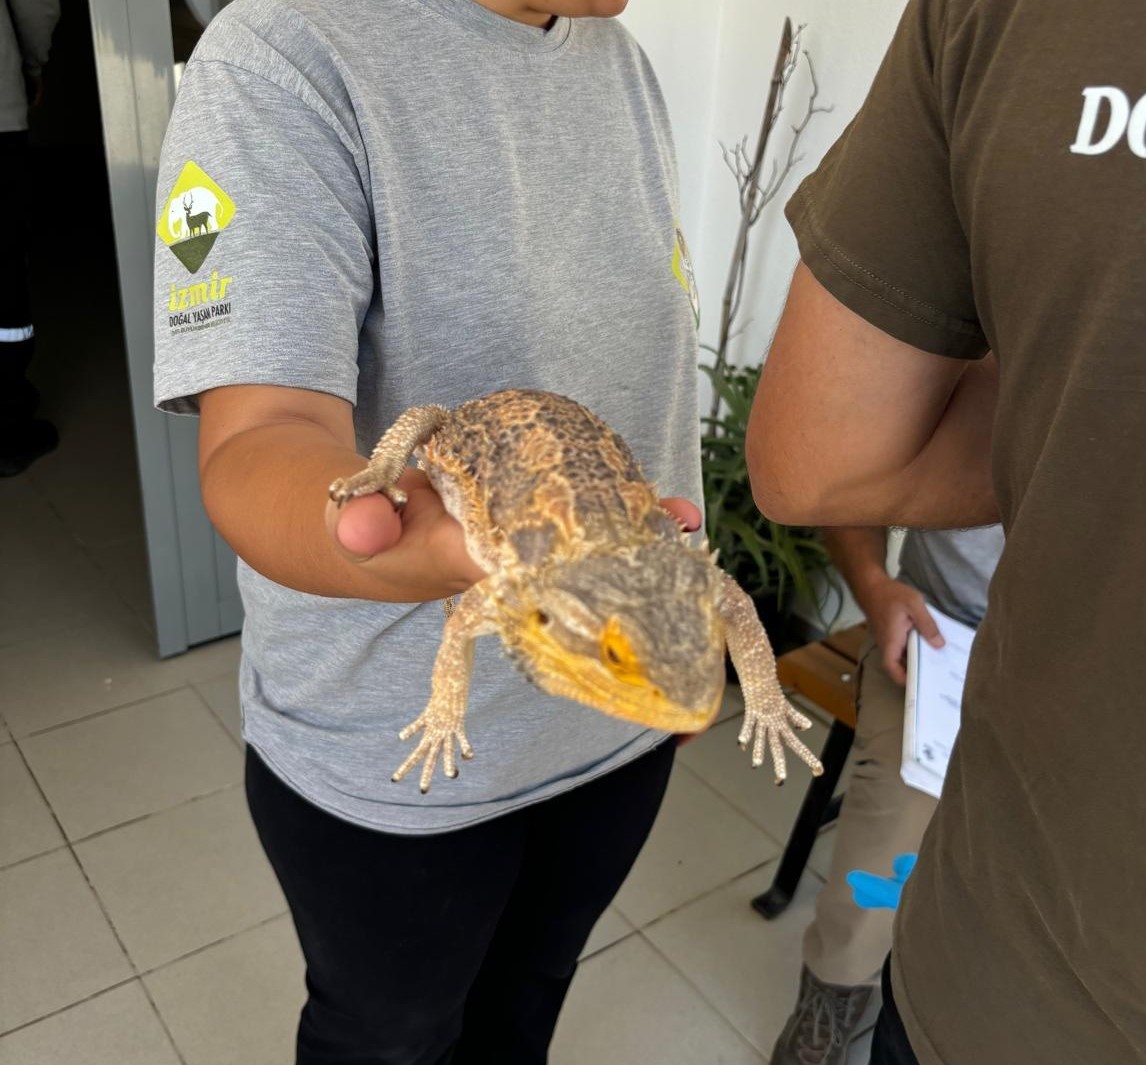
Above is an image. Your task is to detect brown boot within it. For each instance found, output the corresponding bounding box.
[770,965,874,1065]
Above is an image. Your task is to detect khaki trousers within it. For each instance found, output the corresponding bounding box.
[802,641,937,987]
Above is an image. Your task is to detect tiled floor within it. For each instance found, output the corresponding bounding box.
[0,548,871,1064]
[1,163,874,1062]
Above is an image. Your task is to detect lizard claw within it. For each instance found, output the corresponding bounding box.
[392,705,473,793]
[737,699,824,784]
[328,475,408,509]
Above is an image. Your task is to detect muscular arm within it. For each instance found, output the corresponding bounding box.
[747,264,999,530]
[198,384,485,603]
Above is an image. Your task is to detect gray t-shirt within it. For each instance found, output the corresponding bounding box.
[152,0,703,833]
[896,525,1004,628]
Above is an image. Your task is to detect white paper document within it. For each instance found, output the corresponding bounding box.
[901,607,976,799]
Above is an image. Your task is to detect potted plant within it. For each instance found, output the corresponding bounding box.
[699,18,837,649]
[701,361,836,650]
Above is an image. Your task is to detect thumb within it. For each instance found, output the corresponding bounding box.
[659,496,701,533]
[326,494,403,559]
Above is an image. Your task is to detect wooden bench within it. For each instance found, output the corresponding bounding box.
[750,623,867,920]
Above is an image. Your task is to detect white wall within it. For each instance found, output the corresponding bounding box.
[621,0,907,374]
[620,0,909,631]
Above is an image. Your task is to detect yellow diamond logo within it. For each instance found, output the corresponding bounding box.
[157,161,237,274]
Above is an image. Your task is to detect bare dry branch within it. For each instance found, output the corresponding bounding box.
[706,21,831,421]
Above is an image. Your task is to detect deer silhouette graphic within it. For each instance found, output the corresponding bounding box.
[182,194,213,238]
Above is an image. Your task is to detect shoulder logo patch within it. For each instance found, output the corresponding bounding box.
[672,225,700,329]
[156,161,237,274]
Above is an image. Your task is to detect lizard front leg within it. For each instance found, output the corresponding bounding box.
[392,583,498,793]
[329,404,449,509]
[717,572,824,784]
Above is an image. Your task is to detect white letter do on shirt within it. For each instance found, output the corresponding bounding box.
[1070,86,1146,157]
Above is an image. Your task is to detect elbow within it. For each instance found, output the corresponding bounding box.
[745,421,832,527]
[750,471,831,527]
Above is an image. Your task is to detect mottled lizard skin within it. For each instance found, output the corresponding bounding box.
[330,389,822,793]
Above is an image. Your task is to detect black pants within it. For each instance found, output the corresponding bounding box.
[0,131,37,421]
[246,740,675,1065]
[870,954,922,1065]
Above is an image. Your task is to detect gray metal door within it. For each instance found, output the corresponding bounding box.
[88,0,241,656]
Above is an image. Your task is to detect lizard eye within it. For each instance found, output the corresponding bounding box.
[534,610,550,626]
[601,618,643,679]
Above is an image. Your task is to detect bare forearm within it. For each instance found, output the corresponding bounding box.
[749,265,999,529]
[201,420,463,602]
[821,527,891,614]
[753,359,997,528]
[872,356,998,528]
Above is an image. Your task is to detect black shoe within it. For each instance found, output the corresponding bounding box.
[0,418,59,476]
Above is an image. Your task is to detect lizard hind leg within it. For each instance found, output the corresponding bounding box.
[392,585,497,793]
[329,404,450,507]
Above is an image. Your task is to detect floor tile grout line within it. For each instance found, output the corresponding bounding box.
[1,872,287,1045]
[579,926,639,962]
[671,757,790,856]
[71,525,150,614]
[6,816,153,1041]
[672,753,838,891]
[634,930,771,1062]
[13,680,217,741]
[618,853,782,935]
[66,780,247,847]
[627,852,835,1060]
[186,679,245,751]
[136,977,192,1065]
[0,974,187,1065]
[0,596,138,653]
[0,839,71,873]
[0,975,141,1040]
[680,717,844,855]
[1,778,245,870]
[1,741,70,865]
[135,911,291,980]
[632,850,819,1063]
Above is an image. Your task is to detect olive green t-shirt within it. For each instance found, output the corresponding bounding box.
[786,1,1146,1061]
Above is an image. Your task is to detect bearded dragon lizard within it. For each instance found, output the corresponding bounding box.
[330,389,824,793]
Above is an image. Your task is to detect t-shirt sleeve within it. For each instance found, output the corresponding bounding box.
[153,52,375,414]
[784,0,988,359]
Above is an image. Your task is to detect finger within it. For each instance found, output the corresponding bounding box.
[659,496,701,533]
[883,646,908,686]
[910,601,945,648]
[332,494,403,558]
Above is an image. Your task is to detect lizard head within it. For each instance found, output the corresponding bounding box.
[502,541,727,733]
